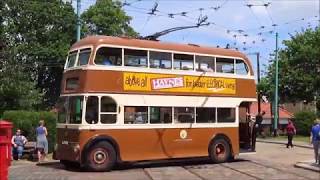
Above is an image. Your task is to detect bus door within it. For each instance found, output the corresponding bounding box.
[239,102,254,153]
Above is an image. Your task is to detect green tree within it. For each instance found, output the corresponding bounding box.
[1,0,138,112]
[0,47,43,114]
[81,0,138,37]
[0,2,41,113]
[1,0,77,109]
[260,28,320,112]
[293,111,317,135]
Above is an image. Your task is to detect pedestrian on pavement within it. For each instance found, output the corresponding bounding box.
[310,118,320,164]
[11,129,28,160]
[36,120,48,163]
[286,120,296,148]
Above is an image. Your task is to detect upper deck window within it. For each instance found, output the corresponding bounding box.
[216,58,234,74]
[66,51,77,68]
[173,54,194,70]
[124,49,147,67]
[235,59,249,75]
[149,51,172,69]
[95,47,122,66]
[77,48,91,66]
[196,56,215,72]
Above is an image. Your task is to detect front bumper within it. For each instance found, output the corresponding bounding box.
[54,142,81,162]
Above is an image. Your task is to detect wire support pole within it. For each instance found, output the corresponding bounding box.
[77,0,81,41]
[274,32,279,136]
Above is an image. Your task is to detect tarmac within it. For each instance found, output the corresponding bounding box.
[257,138,320,172]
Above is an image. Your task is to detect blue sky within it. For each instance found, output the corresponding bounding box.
[73,0,319,77]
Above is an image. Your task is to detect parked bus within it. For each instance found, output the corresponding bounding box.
[54,36,257,171]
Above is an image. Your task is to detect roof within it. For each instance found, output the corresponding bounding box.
[70,36,254,75]
[249,102,294,119]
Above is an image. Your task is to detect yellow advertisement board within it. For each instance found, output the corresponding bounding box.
[123,72,236,94]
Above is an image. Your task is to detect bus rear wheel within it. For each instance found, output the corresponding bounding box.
[209,138,231,163]
[85,141,116,171]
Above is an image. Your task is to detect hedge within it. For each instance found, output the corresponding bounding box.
[2,111,57,153]
[293,111,317,136]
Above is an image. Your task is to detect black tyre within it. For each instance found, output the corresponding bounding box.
[209,138,231,163]
[85,141,116,172]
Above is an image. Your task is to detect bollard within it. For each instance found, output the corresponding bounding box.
[0,120,13,180]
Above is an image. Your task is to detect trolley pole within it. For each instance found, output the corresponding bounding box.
[76,0,81,41]
[273,32,279,136]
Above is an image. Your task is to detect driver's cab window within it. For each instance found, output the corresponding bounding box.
[85,96,99,124]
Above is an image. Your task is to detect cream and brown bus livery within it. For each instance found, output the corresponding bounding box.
[54,36,257,171]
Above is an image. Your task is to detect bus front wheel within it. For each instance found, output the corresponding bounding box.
[85,141,116,171]
[209,138,231,163]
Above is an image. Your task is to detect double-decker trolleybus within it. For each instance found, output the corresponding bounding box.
[54,36,257,171]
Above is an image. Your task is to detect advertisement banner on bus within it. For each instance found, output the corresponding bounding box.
[123,72,236,94]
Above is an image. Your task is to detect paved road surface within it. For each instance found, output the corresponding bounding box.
[9,142,320,180]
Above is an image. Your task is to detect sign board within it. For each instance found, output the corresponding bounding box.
[123,72,236,94]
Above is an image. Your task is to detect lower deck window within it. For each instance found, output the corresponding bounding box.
[150,107,172,124]
[57,96,84,124]
[217,108,236,123]
[85,96,98,124]
[174,107,195,123]
[100,97,117,124]
[68,96,83,124]
[196,108,216,123]
[101,114,116,124]
[124,106,148,124]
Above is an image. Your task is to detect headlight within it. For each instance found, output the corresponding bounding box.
[73,144,80,153]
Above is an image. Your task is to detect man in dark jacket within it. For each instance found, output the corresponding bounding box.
[251,111,265,151]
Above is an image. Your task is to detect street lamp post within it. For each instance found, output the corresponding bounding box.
[257,52,261,114]
[246,52,261,113]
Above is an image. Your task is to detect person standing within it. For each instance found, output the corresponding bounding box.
[11,129,28,160]
[36,120,48,163]
[286,120,296,148]
[251,111,266,151]
[310,118,320,164]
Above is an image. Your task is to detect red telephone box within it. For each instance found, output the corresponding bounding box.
[0,120,13,180]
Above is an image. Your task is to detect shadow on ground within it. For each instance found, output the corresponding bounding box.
[35,158,250,172]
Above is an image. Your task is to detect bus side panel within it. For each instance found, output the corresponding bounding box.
[78,127,239,162]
